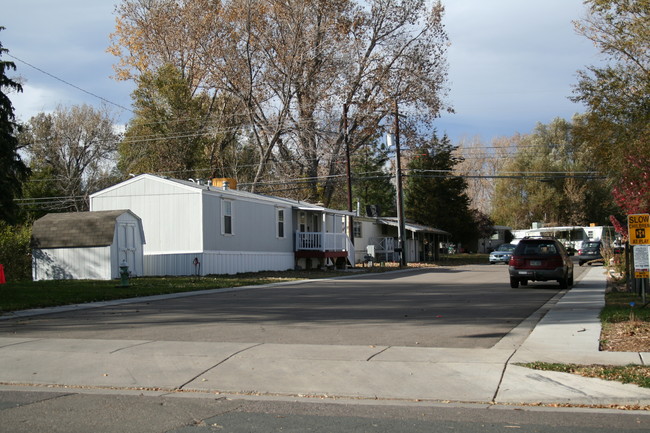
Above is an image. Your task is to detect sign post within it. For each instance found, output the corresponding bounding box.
[628,214,650,304]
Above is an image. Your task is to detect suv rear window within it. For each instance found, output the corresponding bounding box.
[514,240,559,255]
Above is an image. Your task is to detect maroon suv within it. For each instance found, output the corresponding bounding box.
[508,237,574,289]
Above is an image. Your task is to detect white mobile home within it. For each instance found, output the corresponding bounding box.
[31,210,145,281]
[511,225,615,250]
[352,216,450,263]
[90,174,354,276]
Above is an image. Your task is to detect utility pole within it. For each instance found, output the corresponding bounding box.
[393,100,407,267]
[344,103,354,245]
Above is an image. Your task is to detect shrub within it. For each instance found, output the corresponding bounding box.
[0,222,32,281]
[601,242,626,284]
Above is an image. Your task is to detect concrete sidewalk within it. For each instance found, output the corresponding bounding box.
[0,267,649,407]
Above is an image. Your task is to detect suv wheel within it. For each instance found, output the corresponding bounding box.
[559,277,568,290]
[510,277,519,288]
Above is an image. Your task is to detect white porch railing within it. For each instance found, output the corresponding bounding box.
[368,237,397,262]
[295,231,350,252]
[370,237,395,252]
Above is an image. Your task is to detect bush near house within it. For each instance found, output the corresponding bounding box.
[0,222,32,281]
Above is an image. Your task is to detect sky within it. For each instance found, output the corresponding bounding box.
[2,0,602,144]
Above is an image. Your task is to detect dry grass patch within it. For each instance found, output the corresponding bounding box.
[601,321,650,352]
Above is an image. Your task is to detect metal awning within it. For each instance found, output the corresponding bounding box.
[377,218,450,236]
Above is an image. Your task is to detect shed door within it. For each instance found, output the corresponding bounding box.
[118,223,137,275]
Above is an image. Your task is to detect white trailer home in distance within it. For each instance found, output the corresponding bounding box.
[90,174,354,276]
[352,216,450,264]
[511,224,616,251]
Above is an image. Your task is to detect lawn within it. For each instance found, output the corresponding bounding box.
[601,290,650,323]
[520,362,650,389]
[0,270,343,313]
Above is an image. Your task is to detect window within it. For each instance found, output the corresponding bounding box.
[277,208,285,238]
[222,200,233,235]
[353,221,362,238]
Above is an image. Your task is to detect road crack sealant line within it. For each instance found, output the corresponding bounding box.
[176,343,265,391]
[0,338,46,350]
[109,340,155,354]
[366,346,390,361]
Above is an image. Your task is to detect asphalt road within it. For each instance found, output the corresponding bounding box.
[0,263,588,349]
[0,389,647,433]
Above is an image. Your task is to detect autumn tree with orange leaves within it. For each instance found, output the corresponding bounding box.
[572,0,649,217]
[108,0,451,206]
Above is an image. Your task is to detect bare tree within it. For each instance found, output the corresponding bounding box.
[22,104,120,211]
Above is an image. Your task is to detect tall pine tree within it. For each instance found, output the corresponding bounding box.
[405,132,477,246]
[0,28,29,223]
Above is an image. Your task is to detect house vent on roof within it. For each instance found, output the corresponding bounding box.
[212,178,237,190]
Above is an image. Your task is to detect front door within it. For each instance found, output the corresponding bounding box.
[117,223,137,275]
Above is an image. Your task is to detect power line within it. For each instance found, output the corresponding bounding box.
[6,53,134,114]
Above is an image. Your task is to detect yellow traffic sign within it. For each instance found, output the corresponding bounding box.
[628,213,650,245]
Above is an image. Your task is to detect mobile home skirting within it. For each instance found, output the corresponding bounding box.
[144,251,295,276]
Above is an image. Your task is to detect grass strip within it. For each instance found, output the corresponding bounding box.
[601,291,650,323]
[519,362,650,389]
[0,270,348,313]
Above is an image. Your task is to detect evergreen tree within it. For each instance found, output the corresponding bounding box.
[405,132,477,245]
[0,28,29,223]
[352,142,395,217]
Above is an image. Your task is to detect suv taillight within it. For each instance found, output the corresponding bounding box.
[509,256,523,267]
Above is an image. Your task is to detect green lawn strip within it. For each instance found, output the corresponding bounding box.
[433,253,489,266]
[0,270,355,313]
[518,362,650,389]
[601,291,650,323]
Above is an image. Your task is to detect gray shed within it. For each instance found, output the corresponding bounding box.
[31,210,145,281]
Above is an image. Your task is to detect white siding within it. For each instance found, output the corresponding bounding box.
[144,251,294,276]
[92,176,202,254]
[353,219,386,263]
[33,246,112,281]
